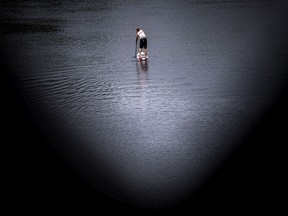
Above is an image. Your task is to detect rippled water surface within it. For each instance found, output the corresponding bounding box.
[2,0,288,208]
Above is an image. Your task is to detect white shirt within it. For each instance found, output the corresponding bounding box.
[137,30,146,39]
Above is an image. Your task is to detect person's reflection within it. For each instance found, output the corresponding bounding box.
[136,60,149,86]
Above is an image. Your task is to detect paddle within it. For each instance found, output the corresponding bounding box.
[135,39,138,58]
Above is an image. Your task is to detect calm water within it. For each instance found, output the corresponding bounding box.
[2,0,288,209]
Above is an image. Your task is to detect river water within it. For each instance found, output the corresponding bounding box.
[2,0,288,210]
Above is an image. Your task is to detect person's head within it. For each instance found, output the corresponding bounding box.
[136,28,140,32]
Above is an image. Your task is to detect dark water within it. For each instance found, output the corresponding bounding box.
[2,0,288,211]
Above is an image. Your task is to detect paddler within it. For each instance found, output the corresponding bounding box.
[136,28,148,57]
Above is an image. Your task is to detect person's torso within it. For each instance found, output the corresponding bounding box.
[137,30,146,39]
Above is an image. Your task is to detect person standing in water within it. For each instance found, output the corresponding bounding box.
[136,28,148,57]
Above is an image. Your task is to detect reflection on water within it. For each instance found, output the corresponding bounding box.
[2,0,288,209]
[136,60,148,73]
[136,60,149,86]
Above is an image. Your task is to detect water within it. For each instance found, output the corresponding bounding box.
[2,0,288,209]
